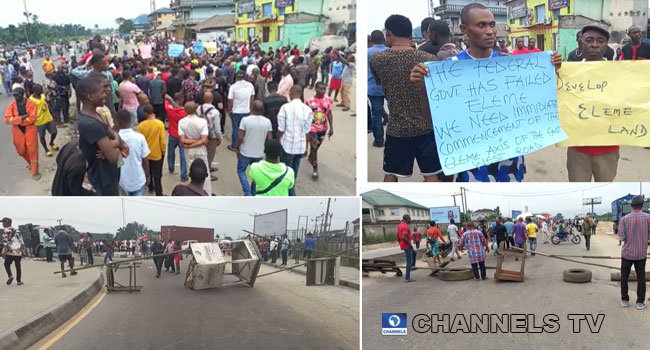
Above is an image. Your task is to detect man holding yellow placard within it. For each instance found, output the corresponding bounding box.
[560,24,621,182]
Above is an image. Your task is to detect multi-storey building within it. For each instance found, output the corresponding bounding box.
[431,0,507,37]
[169,0,236,39]
[234,0,328,50]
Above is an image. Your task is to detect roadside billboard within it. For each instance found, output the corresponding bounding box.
[253,209,288,237]
[512,210,522,218]
[429,206,460,224]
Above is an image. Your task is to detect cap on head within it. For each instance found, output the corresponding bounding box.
[581,24,610,41]
[631,195,645,206]
[12,87,25,97]
[1,217,11,224]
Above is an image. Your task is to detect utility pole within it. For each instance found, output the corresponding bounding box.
[297,215,308,241]
[322,198,332,234]
[121,198,126,227]
[57,218,63,227]
[313,216,320,235]
[22,0,31,45]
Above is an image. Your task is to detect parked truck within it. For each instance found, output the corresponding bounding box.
[160,226,214,244]
[612,194,650,233]
[17,224,55,258]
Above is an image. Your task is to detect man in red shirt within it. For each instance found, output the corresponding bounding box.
[164,92,188,182]
[511,37,529,55]
[565,25,619,181]
[527,38,541,53]
[397,214,415,283]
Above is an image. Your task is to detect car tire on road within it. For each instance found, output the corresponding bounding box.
[437,269,474,281]
[563,269,592,283]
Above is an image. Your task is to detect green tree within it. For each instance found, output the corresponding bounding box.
[115,221,154,240]
[118,20,134,34]
[53,224,79,238]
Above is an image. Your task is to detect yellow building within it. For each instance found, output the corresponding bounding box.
[235,0,298,44]
[506,0,573,51]
[234,0,326,49]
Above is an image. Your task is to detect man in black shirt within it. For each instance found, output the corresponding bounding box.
[166,68,183,97]
[76,75,128,195]
[418,18,443,55]
[493,218,508,253]
[52,65,71,124]
[51,141,95,196]
[619,25,650,60]
[566,32,584,62]
[262,81,287,139]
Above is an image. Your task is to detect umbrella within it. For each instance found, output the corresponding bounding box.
[137,236,149,241]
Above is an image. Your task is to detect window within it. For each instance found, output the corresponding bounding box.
[390,209,400,216]
[238,28,243,38]
[279,7,285,16]
[535,4,545,23]
[247,27,255,41]
[262,3,272,17]
[510,18,515,24]
[262,26,270,42]
[277,25,284,41]
[553,9,560,20]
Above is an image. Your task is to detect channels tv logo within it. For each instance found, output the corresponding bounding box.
[382,313,407,335]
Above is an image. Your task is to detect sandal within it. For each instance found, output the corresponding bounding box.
[51,143,59,151]
[46,151,53,157]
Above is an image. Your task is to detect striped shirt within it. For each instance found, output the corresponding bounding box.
[618,210,650,260]
[459,229,486,264]
[277,99,313,155]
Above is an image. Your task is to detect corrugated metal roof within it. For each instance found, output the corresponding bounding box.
[194,14,236,31]
[361,189,428,209]
[133,14,150,26]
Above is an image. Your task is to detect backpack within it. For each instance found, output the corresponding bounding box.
[198,104,220,140]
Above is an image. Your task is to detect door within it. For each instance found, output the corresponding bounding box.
[262,27,270,43]
[537,34,544,51]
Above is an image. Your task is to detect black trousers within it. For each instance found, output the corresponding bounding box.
[4,256,22,282]
[148,159,163,196]
[54,95,70,123]
[621,258,646,304]
[153,257,163,275]
[153,103,167,124]
[86,247,94,265]
[45,247,53,262]
[584,235,591,250]
[471,261,486,280]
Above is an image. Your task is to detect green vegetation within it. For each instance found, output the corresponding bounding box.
[362,233,397,245]
[0,22,93,46]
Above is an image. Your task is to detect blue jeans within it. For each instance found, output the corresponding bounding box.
[404,247,414,281]
[168,135,188,181]
[281,152,302,196]
[529,237,537,253]
[230,113,248,148]
[237,154,262,196]
[104,251,114,264]
[368,95,387,144]
[126,186,145,196]
[2,80,11,95]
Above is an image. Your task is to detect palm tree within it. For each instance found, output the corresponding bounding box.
[31,14,38,23]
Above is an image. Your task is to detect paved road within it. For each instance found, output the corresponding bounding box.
[31,260,358,350]
[1,40,356,195]
[367,129,650,182]
[363,233,650,349]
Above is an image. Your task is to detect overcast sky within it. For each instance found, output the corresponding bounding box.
[368,0,433,31]
[360,183,647,217]
[0,197,359,237]
[1,0,167,29]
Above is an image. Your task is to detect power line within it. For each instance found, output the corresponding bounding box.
[465,183,613,198]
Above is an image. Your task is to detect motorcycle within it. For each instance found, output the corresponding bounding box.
[551,228,581,245]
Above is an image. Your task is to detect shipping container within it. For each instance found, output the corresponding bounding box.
[160,225,214,243]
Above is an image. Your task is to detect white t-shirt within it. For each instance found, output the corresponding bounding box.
[239,115,272,159]
[228,80,255,114]
[118,129,150,192]
[246,64,257,77]
[447,224,459,242]
[178,115,208,141]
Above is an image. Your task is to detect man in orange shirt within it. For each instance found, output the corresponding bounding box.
[4,87,40,180]
[426,220,446,243]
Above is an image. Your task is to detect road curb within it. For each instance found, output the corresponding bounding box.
[0,271,104,350]
[363,247,427,262]
[262,262,359,290]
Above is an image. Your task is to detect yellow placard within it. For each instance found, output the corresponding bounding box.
[557,60,650,147]
[204,42,217,54]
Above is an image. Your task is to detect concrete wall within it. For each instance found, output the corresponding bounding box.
[558,28,581,58]
[197,30,233,42]
[573,0,604,20]
[605,0,647,42]
[299,0,328,15]
[327,0,354,24]
[362,223,429,238]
